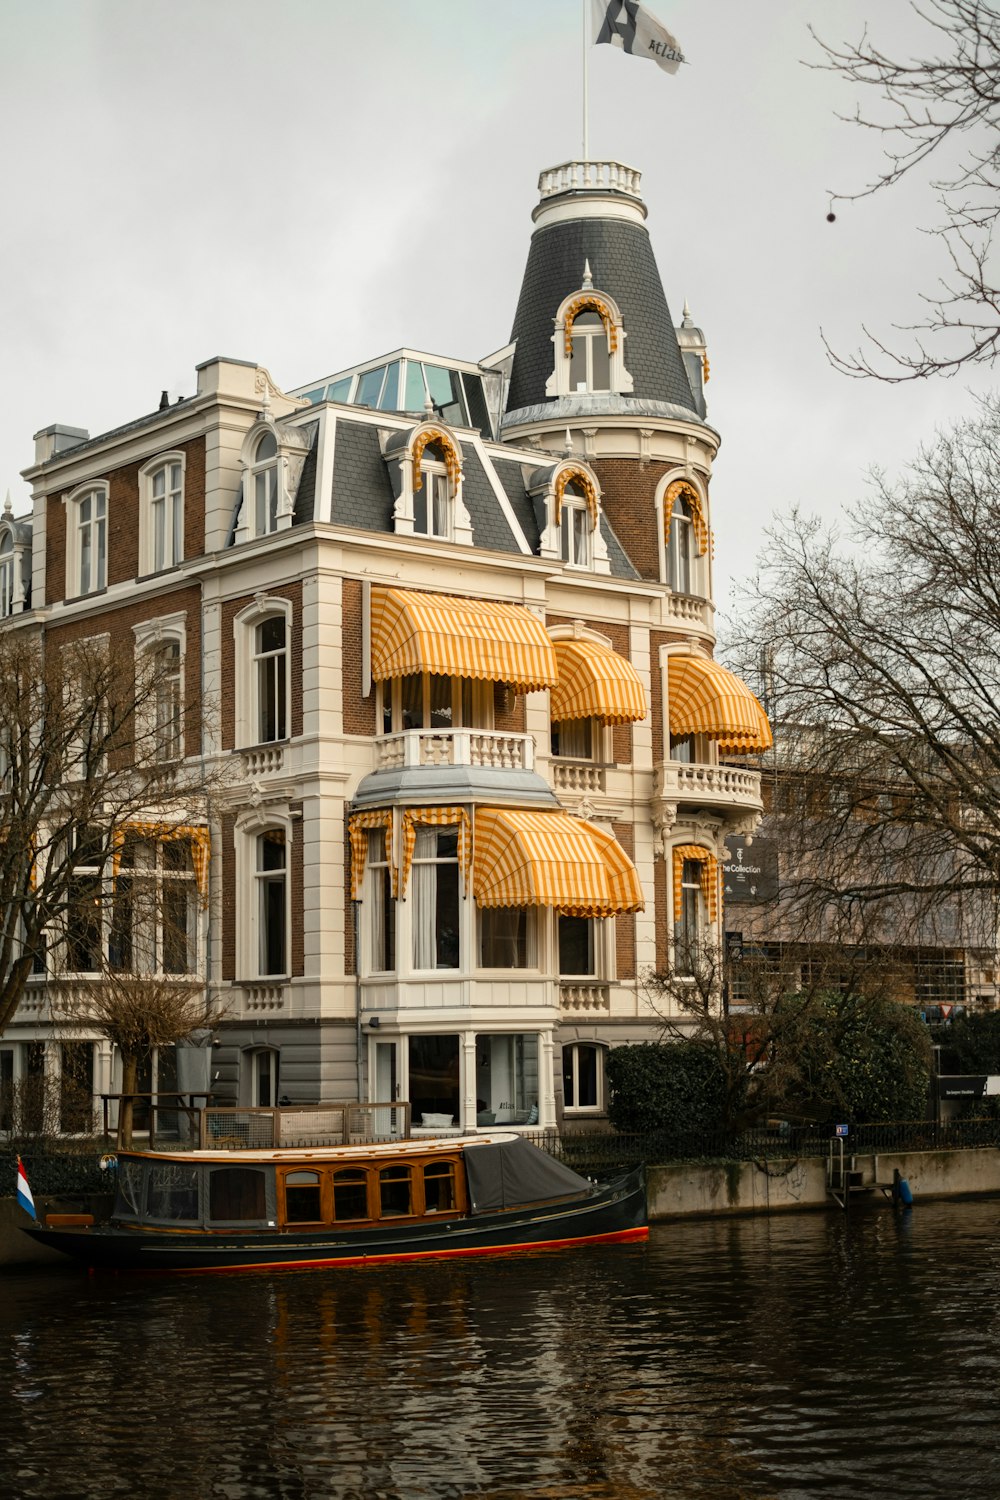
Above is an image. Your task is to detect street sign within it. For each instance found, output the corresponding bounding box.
[834,1124,849,1137]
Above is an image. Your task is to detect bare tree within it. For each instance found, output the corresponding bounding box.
[0,627,217,1039]
[730,397,1000,948]
[814,0,1000,378]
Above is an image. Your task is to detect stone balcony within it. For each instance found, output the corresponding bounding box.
[375,729,535,773]
[655,760,763,814]
[664,592,714,633]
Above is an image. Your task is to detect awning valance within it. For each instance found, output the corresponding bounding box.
[551,639,646,725]
[472,808,644,917]
[667,656,772,752]
[370,588,557,691]
[112,822,211,907]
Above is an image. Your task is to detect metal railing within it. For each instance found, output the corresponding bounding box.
[201,1102,411,1150]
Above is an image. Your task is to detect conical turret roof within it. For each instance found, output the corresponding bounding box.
[505,162,698,419]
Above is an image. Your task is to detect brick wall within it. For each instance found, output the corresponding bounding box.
[589,457,675,582]
[45,436,206,607]
[219,580,303,750]
[649,629,672,764]
[45,584,203,756]
[654,855,669,973]
[342,578,375,737]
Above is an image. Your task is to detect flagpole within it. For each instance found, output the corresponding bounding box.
[582,0,589,160]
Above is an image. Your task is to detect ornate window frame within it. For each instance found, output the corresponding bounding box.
[545,285,633,398]
[233,595,293,749]
[655,471,711,594]
[235,420,310,544]
[529,461,610,574]
[138,452,186,576]
[0,507,29,617]
[389,422,473,545]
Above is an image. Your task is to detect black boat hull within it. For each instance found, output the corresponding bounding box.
[25,1169,647,1273]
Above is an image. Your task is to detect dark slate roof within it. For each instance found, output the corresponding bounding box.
[462,446,520,553]
[291,422,318,525]
[331,419,396,531]
[491,456,541,552]
[600,515,639,581]
[506,217,695,413]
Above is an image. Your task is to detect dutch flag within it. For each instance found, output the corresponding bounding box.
[16,1156,36,1220]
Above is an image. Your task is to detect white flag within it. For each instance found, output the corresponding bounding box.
[591,0,685,75]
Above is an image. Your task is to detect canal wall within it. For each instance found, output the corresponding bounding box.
[647,1146,1000,1219]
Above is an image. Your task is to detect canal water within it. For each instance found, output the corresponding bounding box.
[2,1199,999,1500]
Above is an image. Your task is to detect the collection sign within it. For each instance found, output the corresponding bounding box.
[722,836,778,903]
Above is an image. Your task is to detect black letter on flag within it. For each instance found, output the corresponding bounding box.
[596,0,640,56]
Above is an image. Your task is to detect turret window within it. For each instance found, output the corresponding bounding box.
[0,532,13,618]
[569,312,611,393]
[667,491,694,593]
[560,483,592,567]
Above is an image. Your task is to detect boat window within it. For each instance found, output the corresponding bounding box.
[332,1168,370,1222]
[209,1167,267,1223]
[379,1164,413,1218]
[423,1160,457,1214]
[146,1162,200,1222]
[284,1170,323,1223]
[114,1158,145,1217]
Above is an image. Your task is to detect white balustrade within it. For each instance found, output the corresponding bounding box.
[538,161,642,199]
[560,983,611,1013]
[551,761,607,795]
[375,729,534,773]
[656,761,763,808]
[244,984,285,1011]
[241,745,284,777]
[665,593,712,629]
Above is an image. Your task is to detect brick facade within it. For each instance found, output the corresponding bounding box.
[342,577,375,737]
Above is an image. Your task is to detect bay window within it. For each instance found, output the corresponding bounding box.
[411,826,460,970]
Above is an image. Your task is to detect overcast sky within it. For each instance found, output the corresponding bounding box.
[0,0,994,611]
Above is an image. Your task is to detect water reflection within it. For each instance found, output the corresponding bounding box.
[3,1201,1000,1498]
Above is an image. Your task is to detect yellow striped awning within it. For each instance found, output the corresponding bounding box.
[370,588,558,691]
[473,808,644,917]
[667,656,772,752]
[551,639,646,725]
[349,810,395,898]
[112,822,211,907]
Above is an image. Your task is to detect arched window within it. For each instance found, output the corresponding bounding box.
[667,489,694,594]
[251,430,279,536]
[562,1042,604,1112]
[413,442,452,539]
[569,311,611,393]
[255,831,287,977]
[560,481,592,567]
[0,531,13,618]
[140,455,185,574]
[67,486,107,597]
[246,1046,280,1106]
[253,615,288,744]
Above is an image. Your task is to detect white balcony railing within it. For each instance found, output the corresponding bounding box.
[551,761,607,795]
[376,729,534,773]
[656,761,763,810]
[538,160,642,199]
[560,983,611,1013]
[664,593,713,630]
[241,745,284,777]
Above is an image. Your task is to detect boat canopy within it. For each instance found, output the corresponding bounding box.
[464,1136,593,1213]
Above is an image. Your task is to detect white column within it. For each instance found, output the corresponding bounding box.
[540,1031,556,1129]
[462,1032,477,1131]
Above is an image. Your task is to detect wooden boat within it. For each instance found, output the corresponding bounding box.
[24,1132,647,1273]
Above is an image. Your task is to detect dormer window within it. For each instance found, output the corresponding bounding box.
[560,482,591,567]
[546,285,633,399]
[390,424,473,545]
[251,431,279,536]
[569,312,611,393]
[414,444,451,539]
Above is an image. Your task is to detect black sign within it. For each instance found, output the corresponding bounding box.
[722,836,778,903]
[937,1075,987,1100]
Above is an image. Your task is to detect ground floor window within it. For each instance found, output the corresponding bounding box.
[475,1033,538,1125]
[562,1043,603,1112]
[244,1047,280,1108]
[60,1041,94,1133]
[408,1034,460,1125]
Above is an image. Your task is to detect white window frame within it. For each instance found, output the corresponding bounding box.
[0,528,14,617]
[363,828,396,977]
[478,906,538,971]
[390,423,473,545]
[139,452,186,576]
[64,482,109,599]
[545,289,633,399]
[408,824,463,974]
[674,857,706,977]
[413,456,453,540]
[562,1041,605,1114]
[62,827,105,977]
[557,913,615,982]
[242,1046,281,1107]
[531,463,610,574]
[560,491,592,568]
[133,613,187,765]
[236,808,293,982]
[233,596,293,749]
